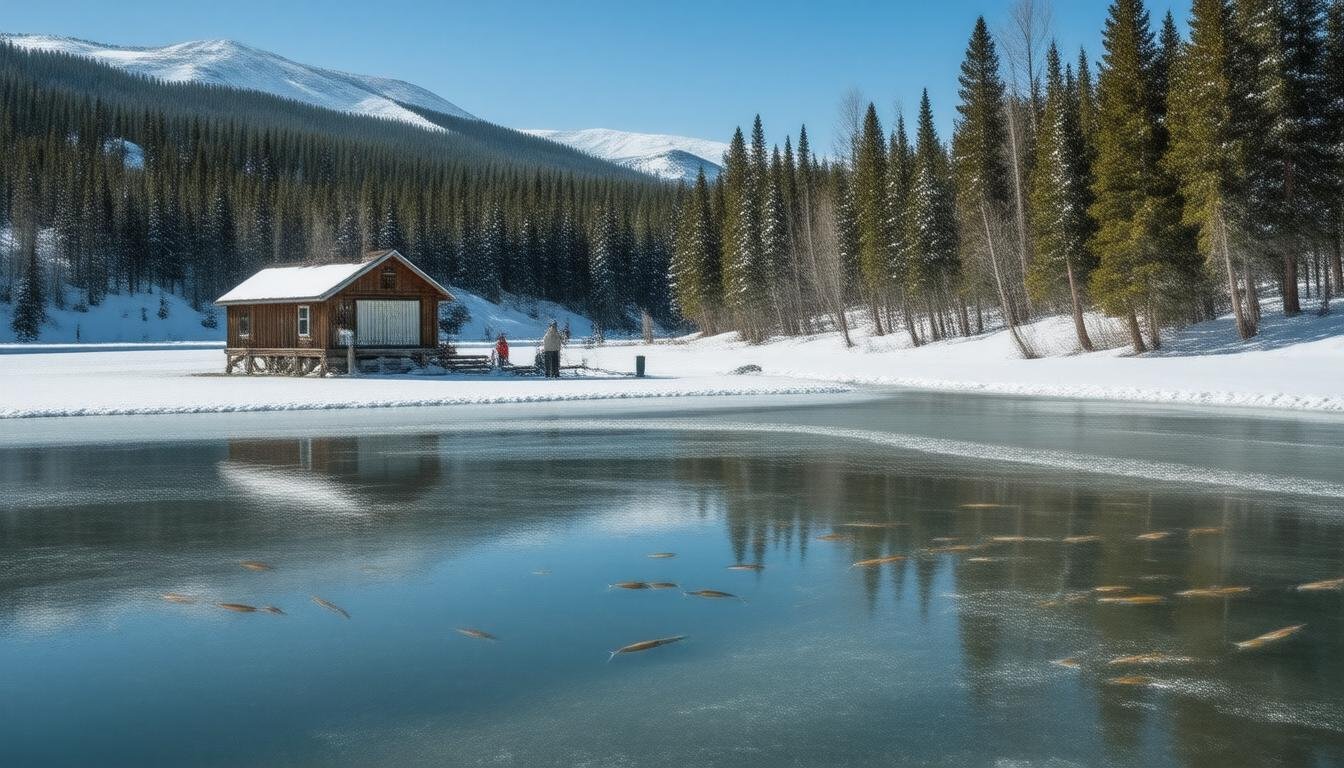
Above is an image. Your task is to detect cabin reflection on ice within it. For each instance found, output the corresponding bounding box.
[220,435,442,510]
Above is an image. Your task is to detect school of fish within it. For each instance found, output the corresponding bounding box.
[153,509,1336,678]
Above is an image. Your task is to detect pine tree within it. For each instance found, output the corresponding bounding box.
[886,115,919,342]
[378,194,408,254]
[763,146,793,331]
[1166,0,1256,338]
[1144,8,1200,347]
[1077,48,1098,150]
[1030,43,1098,351]
[1089,0,1165,351]
[1236,0,1289,319]
[475,203,505,302]
[1325,0,1344,296]
[588,205,621,331]
[854,103,892,333]
[10,241,45,341]
[954,17,1032,354]
[720,125,766,339]
[1276,0,1330,314]
[904,90,960,341]
[333,203,362,262]
[832,168,862,303]
[205,181,236,300]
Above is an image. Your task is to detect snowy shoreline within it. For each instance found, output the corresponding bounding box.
[0,377,852,419]
[4,297,1342,419]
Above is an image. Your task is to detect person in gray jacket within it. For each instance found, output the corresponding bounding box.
[541,321,562,378]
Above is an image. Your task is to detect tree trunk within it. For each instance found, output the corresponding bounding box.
[902,301,921,347]
[1065,259,1094,352]
[1216,212,1253,339]
[1320,251,1333,316]
[980,202,1035,359]
[1126,309,1147,353]
[1333,222,1344,293]
[1315,248,1323,299]
[870,300,885,336]
[1282,252,1300,316]
[1003,101,1032,316]
[1244,256,1260,327]
[1306,251,1317,302]
[1146,298,1161,350]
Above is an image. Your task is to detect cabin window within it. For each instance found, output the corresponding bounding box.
[238,312,251,338]
[297,305,311,337]
[380,267,397,290]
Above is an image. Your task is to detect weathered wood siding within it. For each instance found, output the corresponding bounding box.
[224,256,444,349]
[227,302,329,349]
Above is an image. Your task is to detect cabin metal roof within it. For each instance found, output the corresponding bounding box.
[215,250,453,305]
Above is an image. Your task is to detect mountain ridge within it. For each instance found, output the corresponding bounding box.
[2,33,475,131]
[3,32,725,183]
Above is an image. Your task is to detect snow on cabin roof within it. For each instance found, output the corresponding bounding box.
[215,250,452,305]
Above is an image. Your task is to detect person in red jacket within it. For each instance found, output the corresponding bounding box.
[494,333,509,366]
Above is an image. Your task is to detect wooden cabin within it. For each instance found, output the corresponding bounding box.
[216,249,454,375]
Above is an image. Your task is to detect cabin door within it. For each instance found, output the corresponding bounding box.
[355,299,420,346]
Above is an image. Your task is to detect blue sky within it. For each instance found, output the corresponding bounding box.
[6,0,1186,151]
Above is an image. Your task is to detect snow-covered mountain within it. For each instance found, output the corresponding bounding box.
[2,34,475,130]
[523,129,727,182]
[4,33,727,182]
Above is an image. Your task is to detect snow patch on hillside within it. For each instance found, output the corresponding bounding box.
[103,138,144,168]
[3,34,475,130]
[522,128,726,182]
[0,273,619,345]
[0,289,220,343]
[446,286,596,342]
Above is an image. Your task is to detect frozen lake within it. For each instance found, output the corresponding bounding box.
[3,392,1343,766]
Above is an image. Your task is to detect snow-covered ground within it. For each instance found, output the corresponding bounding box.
[0,349,847,418]
[575,298,1344,413]
[4,289,1342,418]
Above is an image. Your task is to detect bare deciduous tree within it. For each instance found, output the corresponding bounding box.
[810,191,855,348]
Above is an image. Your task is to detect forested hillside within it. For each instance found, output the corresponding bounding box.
[0,42,680,340]
[670,0,1344,353]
